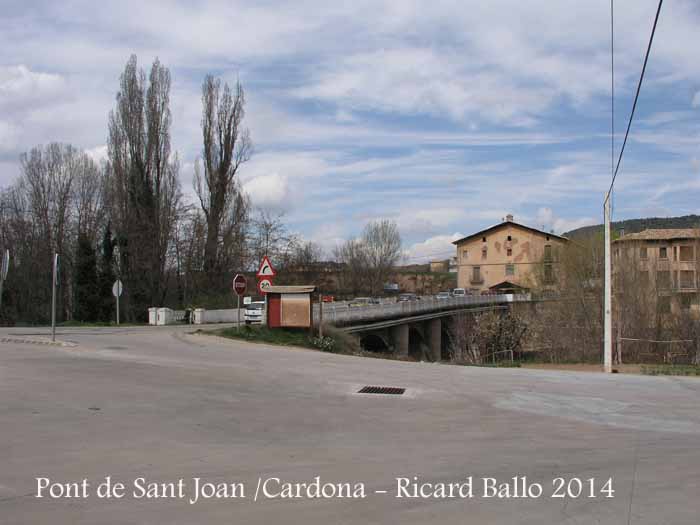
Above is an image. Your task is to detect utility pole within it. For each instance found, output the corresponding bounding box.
[319,291,323,339]
[0,249,9,313]
[51,253,59,343]
[604,197,612,373]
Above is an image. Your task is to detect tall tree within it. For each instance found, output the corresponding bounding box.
[195,75,252,285]
[73,233,99,322]
[107,55,181,320]
[98,224,116,321]
[334,220,402,295]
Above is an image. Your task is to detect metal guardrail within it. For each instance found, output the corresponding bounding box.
[316,294,530,326]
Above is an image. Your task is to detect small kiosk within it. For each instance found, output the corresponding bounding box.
[265,285,316,329]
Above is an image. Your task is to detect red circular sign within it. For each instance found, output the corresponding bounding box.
[257,278,272,295]
[233,274,247,296]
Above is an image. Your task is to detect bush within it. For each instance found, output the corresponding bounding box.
[321,323,361,354]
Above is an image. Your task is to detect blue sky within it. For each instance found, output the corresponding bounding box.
[1,0,700,262]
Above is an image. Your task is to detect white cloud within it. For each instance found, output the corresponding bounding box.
[243,172,292,211]
[535,207,596,235]
[404,233,464,264]
[0,65,66,110]
[85,145,108,164]
[692,91,700,108]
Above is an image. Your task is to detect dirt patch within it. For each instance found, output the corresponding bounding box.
[522,363,644,374]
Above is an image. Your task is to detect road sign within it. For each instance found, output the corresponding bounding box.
[256,256,276,278]
[112,279,123,297]
[258,278,273,295]
[1,249,9,280]
[233,274,247,296]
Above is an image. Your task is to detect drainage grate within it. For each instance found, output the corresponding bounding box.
[357,386,405,395]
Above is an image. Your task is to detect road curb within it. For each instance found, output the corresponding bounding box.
[0,337,77,348]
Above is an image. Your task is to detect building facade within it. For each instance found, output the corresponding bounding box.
[452,215,568,293]
[613,229,700,316]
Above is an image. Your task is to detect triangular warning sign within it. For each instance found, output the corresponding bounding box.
[256,255,276,277]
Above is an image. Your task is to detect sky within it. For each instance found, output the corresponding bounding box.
[2,0,700,263]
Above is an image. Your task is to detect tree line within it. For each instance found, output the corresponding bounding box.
[0,55,403,325]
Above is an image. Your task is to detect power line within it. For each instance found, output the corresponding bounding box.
[605,0,664,202]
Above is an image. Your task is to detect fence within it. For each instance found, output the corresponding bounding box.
[320,294,530,326]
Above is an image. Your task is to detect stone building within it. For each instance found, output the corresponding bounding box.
[452,214,568,293]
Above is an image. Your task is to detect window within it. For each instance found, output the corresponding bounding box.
[546,235,550,241]
[507,235,512,241]
[680,270,695,289]
[471,266,482,283]
[482,236,486,242]
[544,245,552,262]
[639,246,647,260]
[679,294,694,311]
[506,248,512,257]
[658,295,671,314]
[679,245,694,261]
[544,264,554,284]
[659,246,668,259]
[462,248,468,260]
[505,264,515,276]
[673,246,677,261]
[656,270,671,289]
[481,245,487,259]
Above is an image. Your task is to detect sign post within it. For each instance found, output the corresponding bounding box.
[0,249,9,313]
[256,256,276,327]
[51,253,59,342]
[233,274,247,331]
[112,279,123,325]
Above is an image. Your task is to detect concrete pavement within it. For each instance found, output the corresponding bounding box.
[0,325,698,524]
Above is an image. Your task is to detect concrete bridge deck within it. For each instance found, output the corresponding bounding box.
[319,293,530,327]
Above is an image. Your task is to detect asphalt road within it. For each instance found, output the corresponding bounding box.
[1,325,699,524]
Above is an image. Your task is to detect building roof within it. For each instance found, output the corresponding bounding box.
[614,228,700,242]
[452,219,568,246]
[265,285,316,294]
[489,280,529,292]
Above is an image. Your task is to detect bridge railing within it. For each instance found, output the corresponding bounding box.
[318,293,530,326]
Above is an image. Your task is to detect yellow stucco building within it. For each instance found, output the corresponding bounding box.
[452,214,568,293]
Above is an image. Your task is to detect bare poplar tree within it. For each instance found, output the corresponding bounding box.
[107,55,181,320]
[363,220,402,295]
[334,220,402,296]
[195,75,252,283]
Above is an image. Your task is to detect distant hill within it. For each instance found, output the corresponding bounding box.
[565,215,700,239]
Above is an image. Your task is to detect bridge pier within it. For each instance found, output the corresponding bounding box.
[426,318,441,362]
[391,324,409,357]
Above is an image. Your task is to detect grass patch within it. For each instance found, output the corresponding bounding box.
[217,325,314,348]
[58,320,145,327]
[640,364,700,376]
[213,323,362,355]
[461,361,522,368]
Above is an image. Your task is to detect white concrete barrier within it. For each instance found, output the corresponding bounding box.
[155,308,187,325]
[151,307,244,325]
[193,308,243,324]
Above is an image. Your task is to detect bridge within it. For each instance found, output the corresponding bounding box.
[319,294,532,360]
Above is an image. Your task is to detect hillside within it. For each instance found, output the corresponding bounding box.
[564,215,700,239]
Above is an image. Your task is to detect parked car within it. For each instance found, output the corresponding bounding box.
[436,291,451,300]
[452,288,467,297]
[349,297,372,308]
[244,301,265,324]
[397,293,418,302]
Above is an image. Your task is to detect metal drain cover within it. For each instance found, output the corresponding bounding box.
[358,386,405,395]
